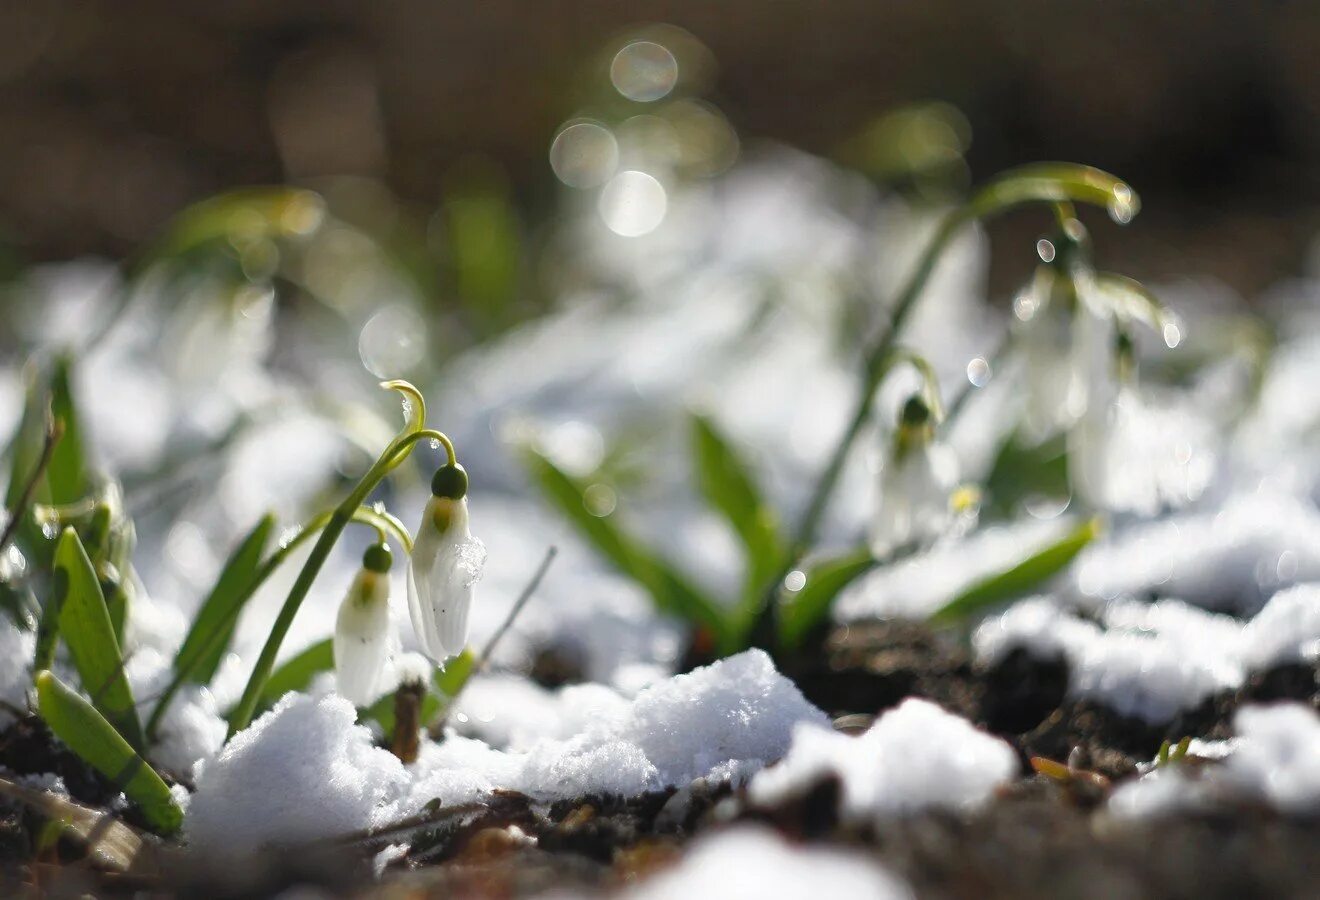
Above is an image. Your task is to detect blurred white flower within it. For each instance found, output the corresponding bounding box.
[1016,266,1090,441]
[870,397,959,557]
[407,465,487,662]
[333,546,393,706]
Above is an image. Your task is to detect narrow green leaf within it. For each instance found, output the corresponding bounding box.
[175,514,275,686]
[690,414,785,616]
[983,431,1069,520]
[777,549,876,650]
[236,637,334,721]
[929,518,1102,624]
[35,670,182,836]
[524,450,728,640]
[435,647,476,699]
[46,356,89,506]
[54,528,144,751]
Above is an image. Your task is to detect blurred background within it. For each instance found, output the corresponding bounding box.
[1,1,1317,298]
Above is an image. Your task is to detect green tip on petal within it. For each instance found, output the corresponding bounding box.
[431,463,468,500]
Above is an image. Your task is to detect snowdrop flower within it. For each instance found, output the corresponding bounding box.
[1069,325,1213,515]
[334,543,394,706]
[870,395,959,557]
[407,463,487,663]
[1016,248,1090,440]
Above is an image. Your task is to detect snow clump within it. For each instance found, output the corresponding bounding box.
[975,587,1320,723]
[749,698,1017,820]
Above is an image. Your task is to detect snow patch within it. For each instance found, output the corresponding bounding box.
[749,698,1017,820]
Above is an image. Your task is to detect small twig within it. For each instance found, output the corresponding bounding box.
[0,415,64,557]
[429,546,557,735]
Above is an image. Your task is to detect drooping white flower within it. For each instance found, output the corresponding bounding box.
[407,464,486,663]
[1016,265,1090,441]
[870,396,959,558]
[333,544,394,706]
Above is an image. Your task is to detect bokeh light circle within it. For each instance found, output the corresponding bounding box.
[598,170,668,237]
[610,41,679,102]
[549,121,619,188]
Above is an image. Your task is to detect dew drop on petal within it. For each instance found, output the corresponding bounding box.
[784,570,807,592]
[1036,239,1056,263]
[1162,321,1182,349]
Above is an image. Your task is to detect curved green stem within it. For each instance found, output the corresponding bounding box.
[226,385,447,739]
[146,505,412,741]
[746,163,1140,651]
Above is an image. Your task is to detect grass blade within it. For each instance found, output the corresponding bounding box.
[777,549,876,650]
[524,450,729,642]
[54,528,144,751]
[175,513,275,686]
[35,670,182,836]
[929,517,1102,624]
[690,414,785,616]
[46,356,89,505]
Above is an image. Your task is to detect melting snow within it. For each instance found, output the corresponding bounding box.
[749,698,1017,820]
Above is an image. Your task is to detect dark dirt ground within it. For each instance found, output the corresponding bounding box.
[2,618,1319,899]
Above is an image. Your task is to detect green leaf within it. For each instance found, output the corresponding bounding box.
[929,518,1102,624]
[175,514,275,687]
[141,187,325,273]
[35,670,181,836]
[777,549,876,650]
[234,638,333,722]
[54,528,144,751]
[690,414,785,617]
[524,450,729,642]
[45,356,89,506]
[5,367,52,509]
[968,163,1140,225]
[434,647,475,699]
[983,431,1069,520]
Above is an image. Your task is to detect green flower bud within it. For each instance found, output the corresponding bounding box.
[362,542,393,574]
[431,463,468,500]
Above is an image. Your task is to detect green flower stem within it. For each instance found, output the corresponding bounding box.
[146,505,413,741]
[747,163,1139,650]
[226,382,448,739]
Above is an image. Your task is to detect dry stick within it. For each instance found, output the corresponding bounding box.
[428,546,557,736]
[0,416,64,557]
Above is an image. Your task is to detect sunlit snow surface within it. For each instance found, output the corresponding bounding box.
[187,651,825,856]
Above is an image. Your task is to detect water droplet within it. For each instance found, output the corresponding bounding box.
[359,305,427,378]
[1108,184,1136,224]
[1036,239,1056,263]
[583,483,618,517]
[1013,291,1038,322]
[1162,321,1182,349]
[966,356,992,387]
[598,170,667,237]
[784,570,807,592]
[610,41,679,102]
[429,438,440,450]
[549,120,619,189]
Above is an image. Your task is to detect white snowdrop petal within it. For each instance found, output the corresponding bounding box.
[334,570,392,707]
